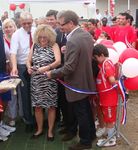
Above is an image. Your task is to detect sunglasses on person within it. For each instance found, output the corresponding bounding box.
[60,21,70,26]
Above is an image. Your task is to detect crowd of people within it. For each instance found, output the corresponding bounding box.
[0,8,138,150]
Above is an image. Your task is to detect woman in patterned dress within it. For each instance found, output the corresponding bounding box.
[26,24,61,140]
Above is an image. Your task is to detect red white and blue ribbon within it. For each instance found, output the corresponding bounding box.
[117,78,127,125]
[57,78,118,94]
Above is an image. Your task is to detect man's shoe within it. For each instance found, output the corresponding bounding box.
[68,142,92,150]
[61,133,76,142]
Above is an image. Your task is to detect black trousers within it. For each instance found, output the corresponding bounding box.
[56,82,68,126]
[68,97,96,145]
[18,65,33,124]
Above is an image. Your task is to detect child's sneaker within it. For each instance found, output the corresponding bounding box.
[96,127,106,138]
[97,136,116,147]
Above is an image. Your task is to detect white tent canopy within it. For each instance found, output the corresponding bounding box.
[8,0,96,19]
[8,0,92,3]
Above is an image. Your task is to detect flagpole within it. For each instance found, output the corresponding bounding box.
[108,0,110,12]
[128,0,130,10]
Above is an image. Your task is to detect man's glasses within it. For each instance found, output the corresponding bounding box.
[60,21,70,26]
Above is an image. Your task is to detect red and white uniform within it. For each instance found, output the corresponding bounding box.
[96,59,118,106]
[96,59,118,122]
[111,25,137,46]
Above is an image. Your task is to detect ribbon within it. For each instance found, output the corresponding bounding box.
[117,78,127,125]
[57,78,117,94]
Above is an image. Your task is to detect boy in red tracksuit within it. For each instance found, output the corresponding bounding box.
[93,44,118,147]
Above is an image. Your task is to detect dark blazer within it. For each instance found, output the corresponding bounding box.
[55,27,67,65]
[0,20,6,73]
[51,27,96,102]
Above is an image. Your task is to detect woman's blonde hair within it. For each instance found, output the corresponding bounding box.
[2,18,17,31]
[33,24,57,46]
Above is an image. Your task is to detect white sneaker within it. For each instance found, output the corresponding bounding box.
[96,127,106,138]
[0,126,10,137]
[1,124,16,133]
[97,136,116,147]
[0,134,8,141]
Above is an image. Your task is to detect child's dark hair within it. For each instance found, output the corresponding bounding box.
[93,44,109,57]
[101,31,111,40]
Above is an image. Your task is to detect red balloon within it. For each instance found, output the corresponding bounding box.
[19,3,25,9]
[9,4,16,11]
[119,48,138,63]
[124,76,138,90]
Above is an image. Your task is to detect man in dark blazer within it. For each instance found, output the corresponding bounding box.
[47,10,96,150]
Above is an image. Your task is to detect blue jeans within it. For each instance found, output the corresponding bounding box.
[18,64,33,124]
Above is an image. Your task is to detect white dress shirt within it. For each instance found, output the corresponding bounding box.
[10,27,36,64]
[66,26,80,41]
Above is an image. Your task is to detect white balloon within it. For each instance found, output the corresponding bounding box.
[108,48,119,64]
[122,58,138,78]
[113,42,127,56]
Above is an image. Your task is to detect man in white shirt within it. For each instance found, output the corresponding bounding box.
[10,11,35,131]
[95,9,102,21]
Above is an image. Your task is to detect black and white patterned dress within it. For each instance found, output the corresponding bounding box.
[31,44,58,108]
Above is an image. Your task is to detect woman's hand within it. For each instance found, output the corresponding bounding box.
[37,66,50,74]
[27,67,33,75]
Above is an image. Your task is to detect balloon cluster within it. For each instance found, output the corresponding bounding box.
[96,39,138,91]
[9,3,25,11]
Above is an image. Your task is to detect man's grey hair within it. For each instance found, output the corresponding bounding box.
[20,11,33,20]
[57,10,79,26]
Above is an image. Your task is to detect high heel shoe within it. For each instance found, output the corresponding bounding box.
[47,134,54,141]
[47,136,54,141]
[31,132,43,139]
